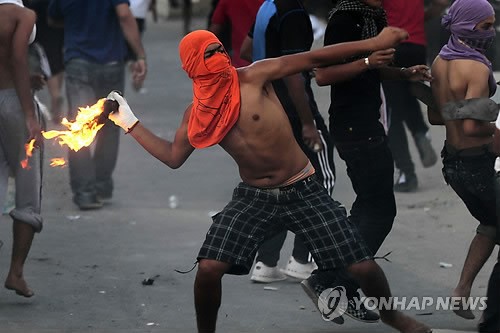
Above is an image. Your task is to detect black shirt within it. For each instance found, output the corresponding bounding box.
[324,11,386,142]
[251,0,318,120]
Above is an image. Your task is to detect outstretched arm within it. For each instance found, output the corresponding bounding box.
[242,27,408,85]
[109,92,195,169]
[12,7,43,146]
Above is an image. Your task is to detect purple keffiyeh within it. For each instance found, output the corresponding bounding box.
[439,0,496,96]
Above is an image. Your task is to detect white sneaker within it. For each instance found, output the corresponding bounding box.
[281,256,317,280]
[250,261,287,283]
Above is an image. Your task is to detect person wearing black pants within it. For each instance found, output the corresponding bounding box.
[242,0,336,284]
[383,43,437,192]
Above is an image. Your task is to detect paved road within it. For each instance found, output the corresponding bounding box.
[0,17,496,333]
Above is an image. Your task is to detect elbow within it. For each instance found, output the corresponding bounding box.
[164,160,181,169]
[314,73,329,87]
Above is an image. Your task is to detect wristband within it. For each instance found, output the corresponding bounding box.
[126,120,140,134]
[364,57,370,67]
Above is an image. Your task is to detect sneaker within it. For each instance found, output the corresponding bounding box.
[344,291,380,323]
[250,261,287,283]
[281,256,317,280]
[73,193,103,211]
[300,274,344,324]
[301,274,380,324]
[414,131,437,168]
[394,171,418,193]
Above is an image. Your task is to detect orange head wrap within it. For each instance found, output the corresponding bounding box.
[179,30,241,149]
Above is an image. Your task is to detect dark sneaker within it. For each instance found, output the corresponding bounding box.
[414,131,437,168]
[96,193,113,204]
[394,171,418,193]
[344,291,380,323]
[73,193,103,211]
[301,275,345,324]
[301,274,380,324]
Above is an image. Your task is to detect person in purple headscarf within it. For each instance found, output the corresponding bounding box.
[429,0,499,326]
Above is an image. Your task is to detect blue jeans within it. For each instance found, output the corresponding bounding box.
[65,59,125,199]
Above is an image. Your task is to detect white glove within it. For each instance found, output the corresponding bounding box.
[106,91,139,133]
[496,109,500,130]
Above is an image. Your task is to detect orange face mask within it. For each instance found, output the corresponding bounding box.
[179,30,241,149]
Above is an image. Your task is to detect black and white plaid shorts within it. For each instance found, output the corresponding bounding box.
[197,175,372,275]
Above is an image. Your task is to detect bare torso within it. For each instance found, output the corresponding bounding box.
[432,57,494,149]
[218,69,309,188]
[0,4,24,89]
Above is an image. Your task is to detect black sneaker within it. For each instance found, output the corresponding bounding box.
[394,171,418,193]
[414,131,437,168]
[301,274,380,324]
[301,275,345,324]
[73,193,103,211]
[344,291,380,323]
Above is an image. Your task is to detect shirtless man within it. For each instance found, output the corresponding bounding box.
[0,0,44,297]
[107,29,431,333]
[430,0,498,322]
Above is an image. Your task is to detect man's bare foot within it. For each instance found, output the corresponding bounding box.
[382,311,432,333]
[452,289,475,319]
[5,275,34,298]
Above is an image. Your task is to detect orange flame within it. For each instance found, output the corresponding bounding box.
[42,98,107,152]
[20,139,36,169]
[50,158,67,167]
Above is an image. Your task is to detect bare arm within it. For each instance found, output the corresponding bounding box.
[11,8,42,145]
[282,74,322,150]
[315,48,395,86]
[240,35,253,63]
[129,106,195,169]
[115,3,147,83]
[460,64,495,137]
[243,27,408,86]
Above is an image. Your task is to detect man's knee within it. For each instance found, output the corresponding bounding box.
[196,259,230,281]
[347,259,380,280]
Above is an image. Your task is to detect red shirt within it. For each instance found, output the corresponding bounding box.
[383,0,426,46]
[211,0,263,67]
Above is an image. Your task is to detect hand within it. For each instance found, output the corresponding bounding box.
[30,73,46,91]
[366,49,396,69]
[402,65,433,82]
[25,116,43,148]
[374,27,408,50]
[106,91,139,132]
[132,58,147,90]
[302,124,323,152]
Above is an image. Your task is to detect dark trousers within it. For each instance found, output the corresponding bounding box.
[479,170,500,332]
[335,136,396,254]
[315,135,396,294]
[383,43,429,176]
[479,257,500,332]
[65,59,125,199]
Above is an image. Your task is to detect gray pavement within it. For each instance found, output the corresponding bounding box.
[0,16,496,333]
